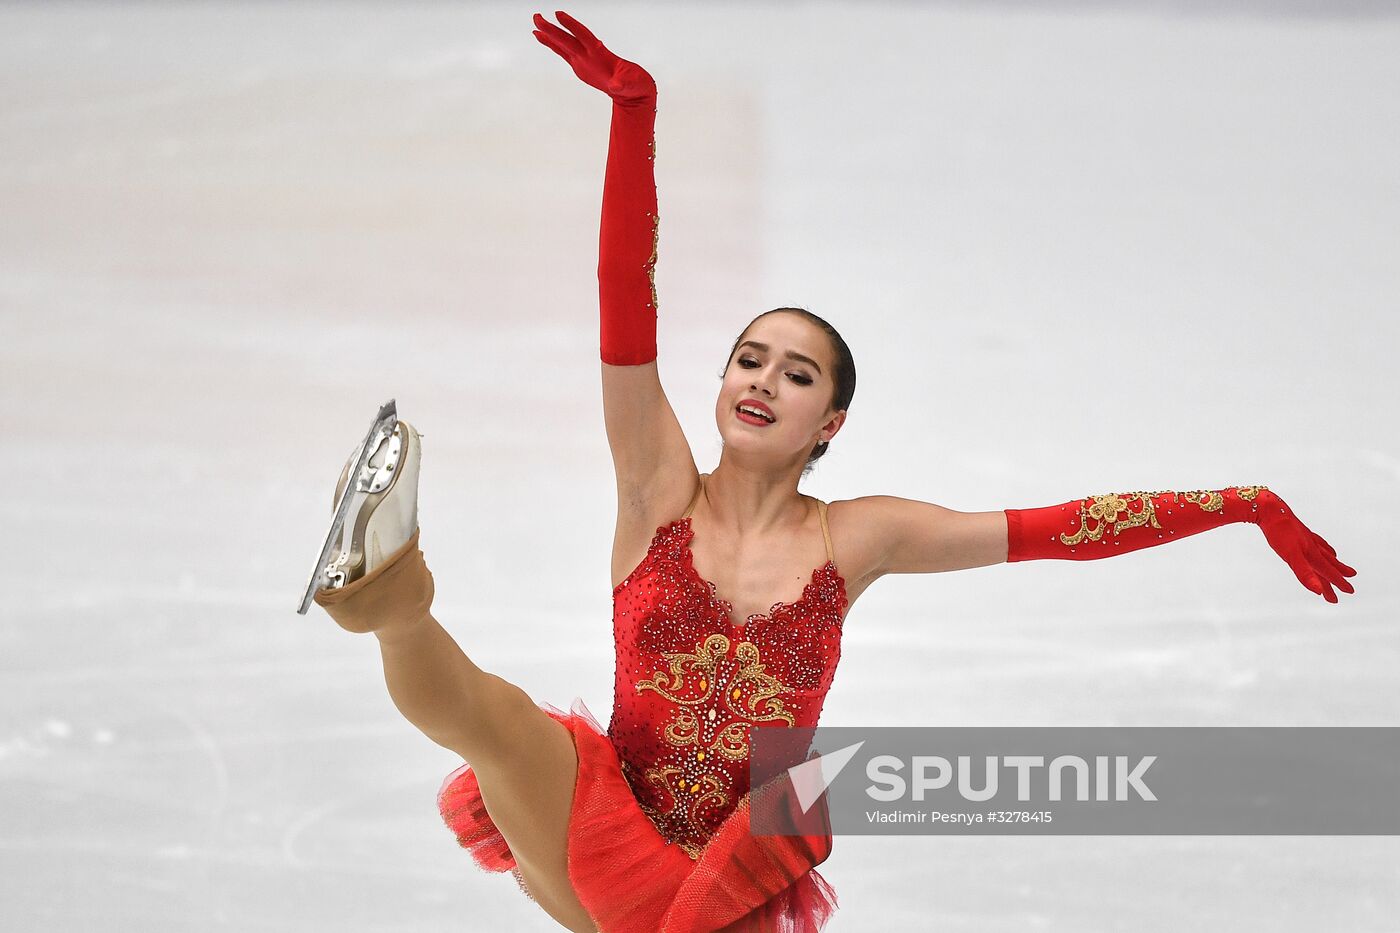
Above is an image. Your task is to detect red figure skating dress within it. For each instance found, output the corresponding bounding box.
[438,473,847,932]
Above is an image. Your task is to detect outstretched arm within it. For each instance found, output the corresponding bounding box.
[866,485,1356,602]
[534,12,694,501]
[534,11,660,364]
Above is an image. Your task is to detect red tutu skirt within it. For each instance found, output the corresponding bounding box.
[437,698,839,933]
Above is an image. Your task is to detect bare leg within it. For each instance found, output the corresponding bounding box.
[316,539,598,932]
[372,610,491,752]
[375,615,598,932]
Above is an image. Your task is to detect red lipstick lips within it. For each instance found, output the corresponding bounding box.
[736,398,775,425]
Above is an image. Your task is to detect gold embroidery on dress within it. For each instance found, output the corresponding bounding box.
[728,641,797,727]
[1060,486,1271,546]
[636,634,797,741]
[633,632,799,857]
[639,632,726,701]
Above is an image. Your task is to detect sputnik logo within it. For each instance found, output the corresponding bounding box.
[787,741,866,813]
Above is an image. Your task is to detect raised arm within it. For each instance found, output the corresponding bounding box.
[866,485,1356,602]
[533,12,694,506]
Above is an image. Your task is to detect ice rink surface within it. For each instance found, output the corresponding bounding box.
[2,1,1397,929]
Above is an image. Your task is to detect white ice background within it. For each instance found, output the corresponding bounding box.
[1,1,1397,930]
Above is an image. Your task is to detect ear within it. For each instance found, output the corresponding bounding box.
[821,410,846,442]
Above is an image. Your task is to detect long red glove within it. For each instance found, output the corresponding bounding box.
[533,11,659,365]
[1005,486,1357,603]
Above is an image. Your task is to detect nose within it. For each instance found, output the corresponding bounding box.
[749,380,774,397]
[748,368,776,395]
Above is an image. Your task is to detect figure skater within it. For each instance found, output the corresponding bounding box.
[304,11,1357,932]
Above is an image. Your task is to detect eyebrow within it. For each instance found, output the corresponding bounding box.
[737,340,822,375]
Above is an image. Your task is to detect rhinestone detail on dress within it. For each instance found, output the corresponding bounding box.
[609,517,847,859]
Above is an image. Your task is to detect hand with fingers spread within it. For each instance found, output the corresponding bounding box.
[533,10,656,106]
[1252,489,1357,604]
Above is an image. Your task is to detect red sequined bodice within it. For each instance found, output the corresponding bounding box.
[608,476,848,859]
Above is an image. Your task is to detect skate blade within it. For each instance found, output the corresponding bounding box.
[297,399,399,615]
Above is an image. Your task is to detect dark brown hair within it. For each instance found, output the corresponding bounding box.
[723,307,856,477]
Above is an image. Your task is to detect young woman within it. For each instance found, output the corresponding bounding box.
[308,11,1356,932]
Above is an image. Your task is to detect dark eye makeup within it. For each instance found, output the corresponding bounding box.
[738,356,812,385]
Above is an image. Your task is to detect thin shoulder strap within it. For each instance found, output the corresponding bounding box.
[817,498,835,564]
[681,473,707,520]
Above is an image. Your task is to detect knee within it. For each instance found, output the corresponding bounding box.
[451,672,539,760]
[480,671,537,717]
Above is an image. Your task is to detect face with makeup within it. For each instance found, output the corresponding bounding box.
[716,311,846,467]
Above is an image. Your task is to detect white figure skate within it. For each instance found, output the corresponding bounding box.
[297,400,423,614]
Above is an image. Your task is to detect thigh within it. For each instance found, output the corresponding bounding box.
[465,675,598,932]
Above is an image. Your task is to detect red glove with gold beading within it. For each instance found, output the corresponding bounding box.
[533,11,660,366]
[1004,486,1357,603]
